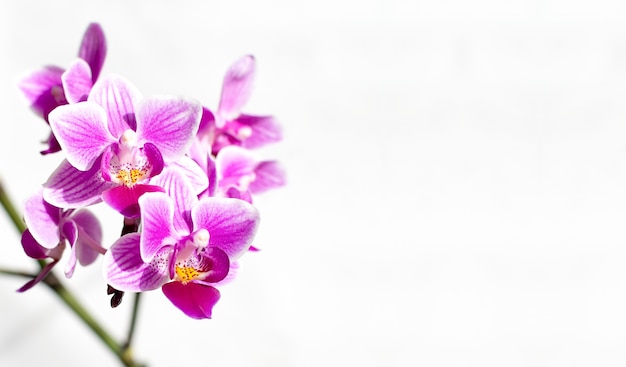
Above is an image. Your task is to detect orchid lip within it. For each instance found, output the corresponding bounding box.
[105,134,157,188]
[171,231,229,285]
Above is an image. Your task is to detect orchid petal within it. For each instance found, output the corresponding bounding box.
[213,261,239,286]
[187,141,215,198]
[200,246,230,283]
[218,55,256,121]
[71,209,103,265]
[168,156,209,196]
[206,153,217,198]
[21,229,51,260]
[216,145,257,189]
[138,192,179,262]
[17,66,65,120]
[211,133,240,155]
[135,96,201,161]
[236,114,283,149]
[62,59,93,104]
[48,102,116,171]
[188,139,208,174]
[40,132,62,155]
[43,158,115,208]
[162,281,220,319]
[18,66,64,104]
[100,145,114,182]
[143,142,164,178]
[102,184,165,218]
[192,197,259,259]
[17,260,59,293]
[23,189,61,249]
[61,220,79,278]
[62,220,78,248]
[78,23,107,82]
[64,252,77,278]
[197,107,216,137]
[224,187,252,203]
[103,233,171,292]
[149,166,196,234]
[89,74,141,136]
[250,160,287,194]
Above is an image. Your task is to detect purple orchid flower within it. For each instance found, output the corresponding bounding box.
[196,55,282,155]
[209,145,286,203]
[103,168,259,319]
[43,74,204,217]
[18,189,104,292]
[17,23,107,155]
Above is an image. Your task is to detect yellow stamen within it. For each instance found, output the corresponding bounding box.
[175,266,201,284]
[116,168,147,187]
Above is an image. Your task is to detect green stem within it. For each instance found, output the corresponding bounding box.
[42,274,134,366]
[0,179,144,367]
[121,292,143,365]
[0,180,26,233]
[0,268,36,278]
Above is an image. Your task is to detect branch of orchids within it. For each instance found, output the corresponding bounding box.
[0,179,145,367]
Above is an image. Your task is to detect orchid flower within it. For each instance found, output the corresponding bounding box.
[18,189,104,292]
[207,145,286,202]
[43,74,204,217]
[103,168,259,319]
[196,55,282,155]
[17,23,107,155]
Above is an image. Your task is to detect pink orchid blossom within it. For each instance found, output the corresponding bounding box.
[196,55,282,155]
[17,23,107,155]
[44,74,204,217]
[103,168,259,319]
[18,189,104,292]
[208,145,286,203]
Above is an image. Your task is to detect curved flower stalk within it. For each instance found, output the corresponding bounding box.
[18,189,104,292]
[196,55,282,155]
[17,23,107,155]
[103,168,259,318]
[44,74,205,217]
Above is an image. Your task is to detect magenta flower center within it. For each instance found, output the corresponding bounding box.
[169,229,231,285]
[108,130,153,188]
[174,230,211,284]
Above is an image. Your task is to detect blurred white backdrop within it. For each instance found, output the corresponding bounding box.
[3,0,626,366]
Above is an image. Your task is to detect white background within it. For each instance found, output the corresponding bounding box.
[2,0,626,366]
